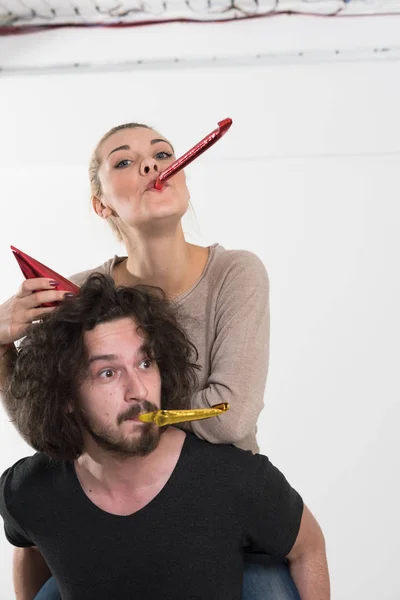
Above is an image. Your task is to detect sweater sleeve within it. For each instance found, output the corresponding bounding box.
[189,251,270,445]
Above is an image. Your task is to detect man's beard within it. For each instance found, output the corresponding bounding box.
[78,400,161,458]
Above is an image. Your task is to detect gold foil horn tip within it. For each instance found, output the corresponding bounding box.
[138,402,229,427]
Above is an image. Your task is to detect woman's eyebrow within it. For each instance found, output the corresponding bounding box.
[108,139,174,158]
[108,144,130,158]
[150,138,174,153]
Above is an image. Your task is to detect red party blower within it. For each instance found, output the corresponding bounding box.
[154,117,232,190]
[11,246,80,307]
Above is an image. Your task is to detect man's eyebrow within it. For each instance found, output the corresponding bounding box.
[88,354,119,365]
[87,345,148,366]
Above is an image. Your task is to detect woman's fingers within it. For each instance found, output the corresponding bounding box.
[0,279,76,345]
[15,278,60,299]
[22,289,74,310]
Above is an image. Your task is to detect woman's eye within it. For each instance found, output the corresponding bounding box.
[99,369,115,379]
[115,159,132,169]
[155,151,172,160]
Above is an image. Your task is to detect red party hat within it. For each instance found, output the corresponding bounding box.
[11,245,79,307]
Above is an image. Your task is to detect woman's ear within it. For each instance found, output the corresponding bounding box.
[92,196,114,219]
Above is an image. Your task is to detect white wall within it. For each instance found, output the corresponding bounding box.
[1,15,399,600]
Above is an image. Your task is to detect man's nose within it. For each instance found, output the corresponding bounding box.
[124,371,148,403]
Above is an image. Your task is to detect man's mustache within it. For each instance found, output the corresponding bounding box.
[117,401,159,425]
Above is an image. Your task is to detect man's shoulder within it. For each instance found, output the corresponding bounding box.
[184,433,268,477]
[1,453,58,497]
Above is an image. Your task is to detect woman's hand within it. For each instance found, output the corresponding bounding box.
[0,278,73,347]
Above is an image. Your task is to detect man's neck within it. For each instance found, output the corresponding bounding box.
[75,428,185,499]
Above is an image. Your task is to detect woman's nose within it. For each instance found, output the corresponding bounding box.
[140,158,159,176]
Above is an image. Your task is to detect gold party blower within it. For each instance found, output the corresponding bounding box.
[138,403,229,427]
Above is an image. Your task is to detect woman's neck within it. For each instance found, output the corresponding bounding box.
[116,226,209,299]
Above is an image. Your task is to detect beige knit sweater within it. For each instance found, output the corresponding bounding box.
[70,244,269,453]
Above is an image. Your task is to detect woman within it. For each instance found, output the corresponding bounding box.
[0,122,300,599]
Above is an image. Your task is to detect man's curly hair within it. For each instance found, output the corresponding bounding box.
[6,274,199,461]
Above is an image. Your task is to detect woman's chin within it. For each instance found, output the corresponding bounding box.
[129,210,184,233]
[145,196,188,221]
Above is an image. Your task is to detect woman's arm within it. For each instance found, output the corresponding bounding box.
[189,251,270,446]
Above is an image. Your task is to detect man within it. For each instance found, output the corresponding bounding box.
[0,274,329,600]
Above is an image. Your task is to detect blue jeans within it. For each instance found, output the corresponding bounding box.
[243,556,301,599]
[34,577,61,600]
[35,557,300,599]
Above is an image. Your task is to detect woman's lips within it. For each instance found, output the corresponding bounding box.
[145,179,168,192]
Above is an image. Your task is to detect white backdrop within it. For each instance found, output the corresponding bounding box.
[0,15,399,600]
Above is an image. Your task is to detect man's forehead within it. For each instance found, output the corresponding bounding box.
[84,318,143,352]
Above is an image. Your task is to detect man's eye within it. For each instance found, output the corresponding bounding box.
[99,369,115,379]
[115,159,132,168]
[139,359,152,370]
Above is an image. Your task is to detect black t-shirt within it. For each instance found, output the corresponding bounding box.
[0,433,303,600]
